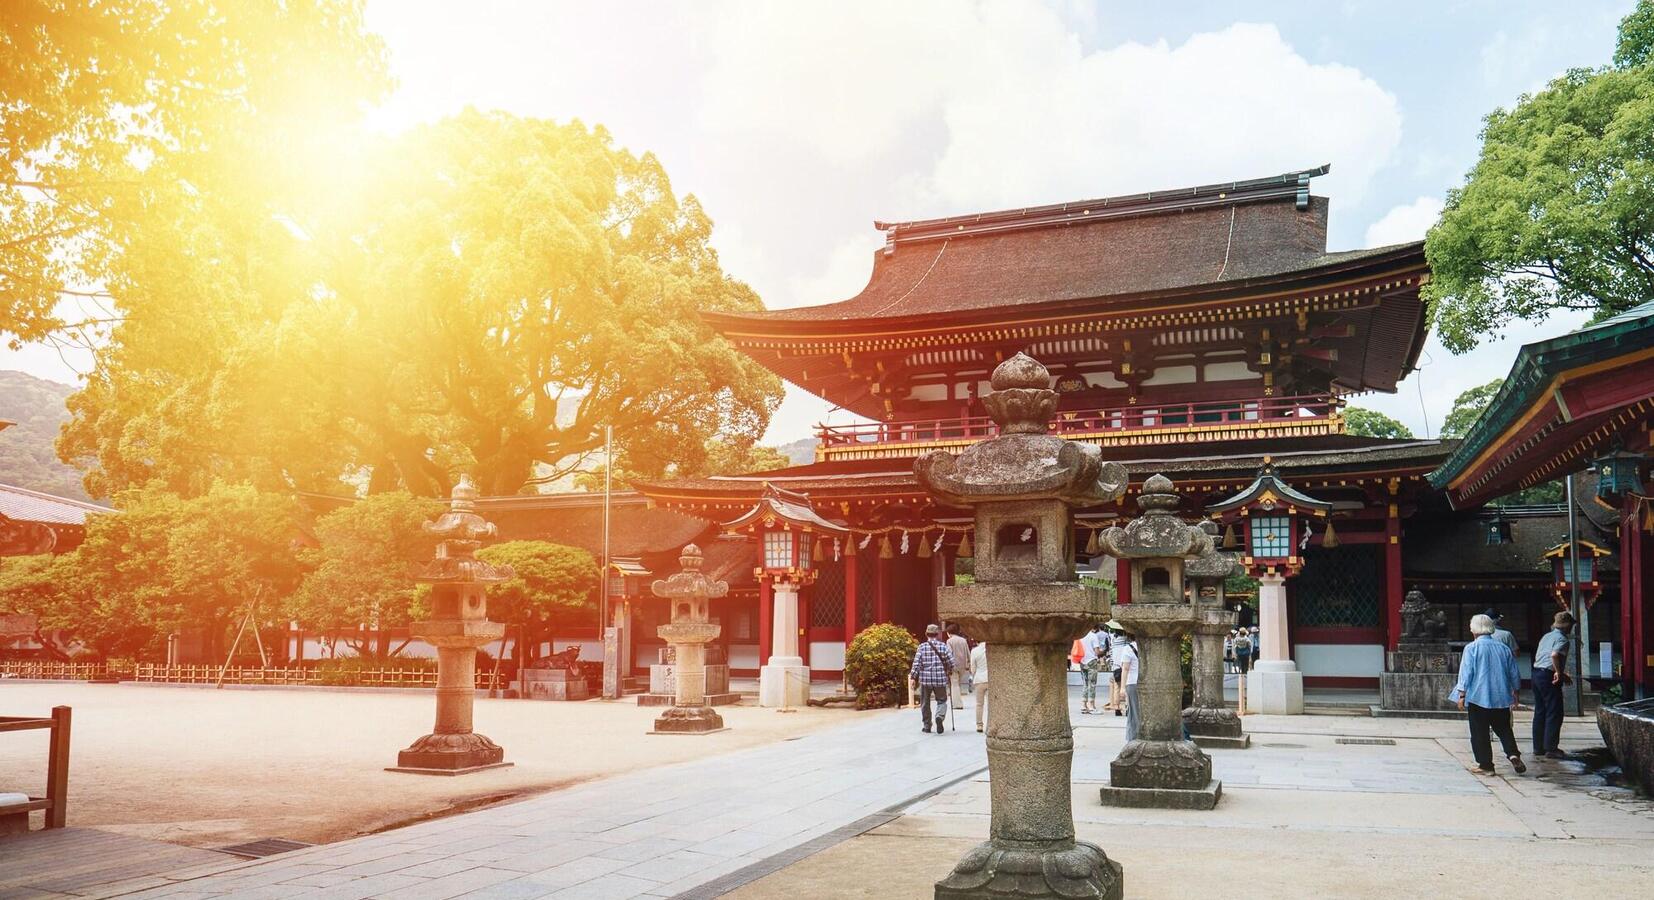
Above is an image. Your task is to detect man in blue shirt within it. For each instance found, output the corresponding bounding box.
[1452,614,1524,775]
[910,624,954,735]
[1529,611,1575,759]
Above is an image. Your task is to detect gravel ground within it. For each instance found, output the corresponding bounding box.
[0,681,842,848]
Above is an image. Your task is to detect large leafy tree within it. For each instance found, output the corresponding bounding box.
[288,491,442,659]
[1439,379,1504,440]
[475,540,597,674]
[1342,407,1414,440]
[1425,1,1654,352]
[1,1,388,350]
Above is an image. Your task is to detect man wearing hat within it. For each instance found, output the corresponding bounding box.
[1104,620,1128,715]
[1484,608,1518,657]
[910,624,955,734]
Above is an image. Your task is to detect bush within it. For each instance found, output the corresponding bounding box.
[845,623,919,710]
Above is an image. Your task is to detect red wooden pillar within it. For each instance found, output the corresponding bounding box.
[844,548,859,649]
[1384,505,1403,652]
[943,549,957,587]
[876,554,892,624]
[1115,556,1132,604]
[758,579,774,665]
[1624,495,1651,697]
[929,551,943,628]
[799,584,811,667]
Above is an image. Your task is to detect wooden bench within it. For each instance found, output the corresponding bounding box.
[0,705,70,832]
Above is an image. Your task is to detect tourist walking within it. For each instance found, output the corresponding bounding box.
[1079,623,1106,714]
[1105,620,1128,715]
[971,640,989,732]
[1451,614,1526,776]
[1232,627,1253,674]
[911,624,954,734]
[1530,611,1575,758]
[1249,625,1261,661]
[1116,630,1141,741]
[1223,631,1235,673]
[945,625,971,711]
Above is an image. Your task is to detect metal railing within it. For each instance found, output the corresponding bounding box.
[816,394,1341,458]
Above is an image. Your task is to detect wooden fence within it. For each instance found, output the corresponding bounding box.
[0,662,110,681]
[0,705,71,829]
[129,664,491,689]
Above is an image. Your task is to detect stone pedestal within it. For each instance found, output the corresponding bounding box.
[641,645,736,706]
[1246,575,1303,715]
[759,581,810,707]
[649,545,731,734]
[1378,645,1462,714]
[519,668,590,701]
[1100,606,1221,810]
[1184,609,1248,750]
[936,582,1123,899]
[1246,660,1304,716]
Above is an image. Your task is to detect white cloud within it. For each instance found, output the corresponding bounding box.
[1363,196,1443,247]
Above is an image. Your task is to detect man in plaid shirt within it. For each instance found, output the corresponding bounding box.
[911,623,955,734]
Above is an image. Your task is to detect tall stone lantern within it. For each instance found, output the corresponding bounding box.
[916,352,1128,900]
[1183,520,1249,749]
[389,475,514,775]
[1097,474,1221,809]
[649,544,729,734]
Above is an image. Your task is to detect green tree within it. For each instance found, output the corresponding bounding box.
[475,540,598,675]
[1440,379,1504,439]
[575,439,794,491]
[1,1,388,347]
[1342,407,1414,440]
[1425,1,1654,352]
[288,492,442,659]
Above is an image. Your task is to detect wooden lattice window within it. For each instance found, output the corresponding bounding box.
[813,558,846,629]
[857,549,877,626]
[1294,546,1381,628]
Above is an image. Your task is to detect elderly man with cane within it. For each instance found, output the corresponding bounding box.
[911,624,954,735]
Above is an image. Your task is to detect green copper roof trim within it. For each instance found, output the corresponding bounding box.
[1427,299,1654,491]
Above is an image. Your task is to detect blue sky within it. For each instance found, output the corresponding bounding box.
[2,0,1636,445]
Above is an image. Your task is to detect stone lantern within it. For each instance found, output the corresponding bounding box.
[649,544,730,734]
[389,475,514,775]
[1097,474,1220,809]
[1183,520,1249,750]
[724,484,848,708]
[1206,460,1332,716]
[915,352,1128,900]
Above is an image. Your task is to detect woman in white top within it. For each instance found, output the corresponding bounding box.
[1116,634,1141,742]
[971,642,988,732]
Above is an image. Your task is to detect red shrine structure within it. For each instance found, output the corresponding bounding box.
[627,166,1458,696]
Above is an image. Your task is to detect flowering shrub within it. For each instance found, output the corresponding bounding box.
[845,623,919,709]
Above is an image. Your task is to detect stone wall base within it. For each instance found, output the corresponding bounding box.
[1098,780,1222,810]
[1191,733,1251,750]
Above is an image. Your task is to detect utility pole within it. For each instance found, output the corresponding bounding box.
[1565,473,1584,716]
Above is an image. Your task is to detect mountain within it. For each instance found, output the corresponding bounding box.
[776,438,815,467]
[0,371,92,501]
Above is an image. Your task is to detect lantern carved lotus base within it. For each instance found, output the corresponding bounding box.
[935,840,1123,900]
[651,705,728,735]
[388,732,512,776]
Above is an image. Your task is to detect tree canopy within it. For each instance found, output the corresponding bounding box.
[1,0,388,348]
[1425,0,1654,352]
[475,540,597,672]
[1342,407,1414,440]
[1439,379,1504,440]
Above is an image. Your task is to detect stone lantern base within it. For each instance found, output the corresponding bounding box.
[935,839,1122,900]
[1098,739,1222,809]
[651,705,728,735]
[387,732,513,776]
[1182,706,1251,750]
[1246,660,1304,715]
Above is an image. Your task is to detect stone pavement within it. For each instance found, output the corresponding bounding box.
[110,706,986,899]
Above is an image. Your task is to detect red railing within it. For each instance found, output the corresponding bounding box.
[817,394,1339,451]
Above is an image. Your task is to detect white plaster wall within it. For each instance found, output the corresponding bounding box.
[1294,643,1384,677]
[729,644,760,669]
[811,641,846,671]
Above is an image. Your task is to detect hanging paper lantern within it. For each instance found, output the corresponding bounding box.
[1321,520,1339,549]
[1221,523,1239,549]
[1084,527,1100,556]
[917,531,932,558]
[957,531,974,559]
[879,534,895,559]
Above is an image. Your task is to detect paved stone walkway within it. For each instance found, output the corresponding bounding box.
[116,708,986,899]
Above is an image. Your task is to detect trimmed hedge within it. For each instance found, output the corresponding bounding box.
[845,623,919,710]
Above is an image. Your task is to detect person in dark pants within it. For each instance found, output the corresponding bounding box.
[910,624,954,735]
[1232,627,1253,674]
[1452,614,1525,775]
[1529,611,1575,759]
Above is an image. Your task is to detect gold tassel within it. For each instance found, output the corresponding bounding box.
[812,537,825,562]
[1084,527,1100,555]
[957,531,974,559]
[1322,520,1339,549]
[918,532,932,558]
[1642,499,1654,532]
[879,534,894,559]
[1222,523,1239,549]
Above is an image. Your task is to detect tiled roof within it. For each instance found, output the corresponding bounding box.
[478,492,717,557]
[0,483,112,526]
